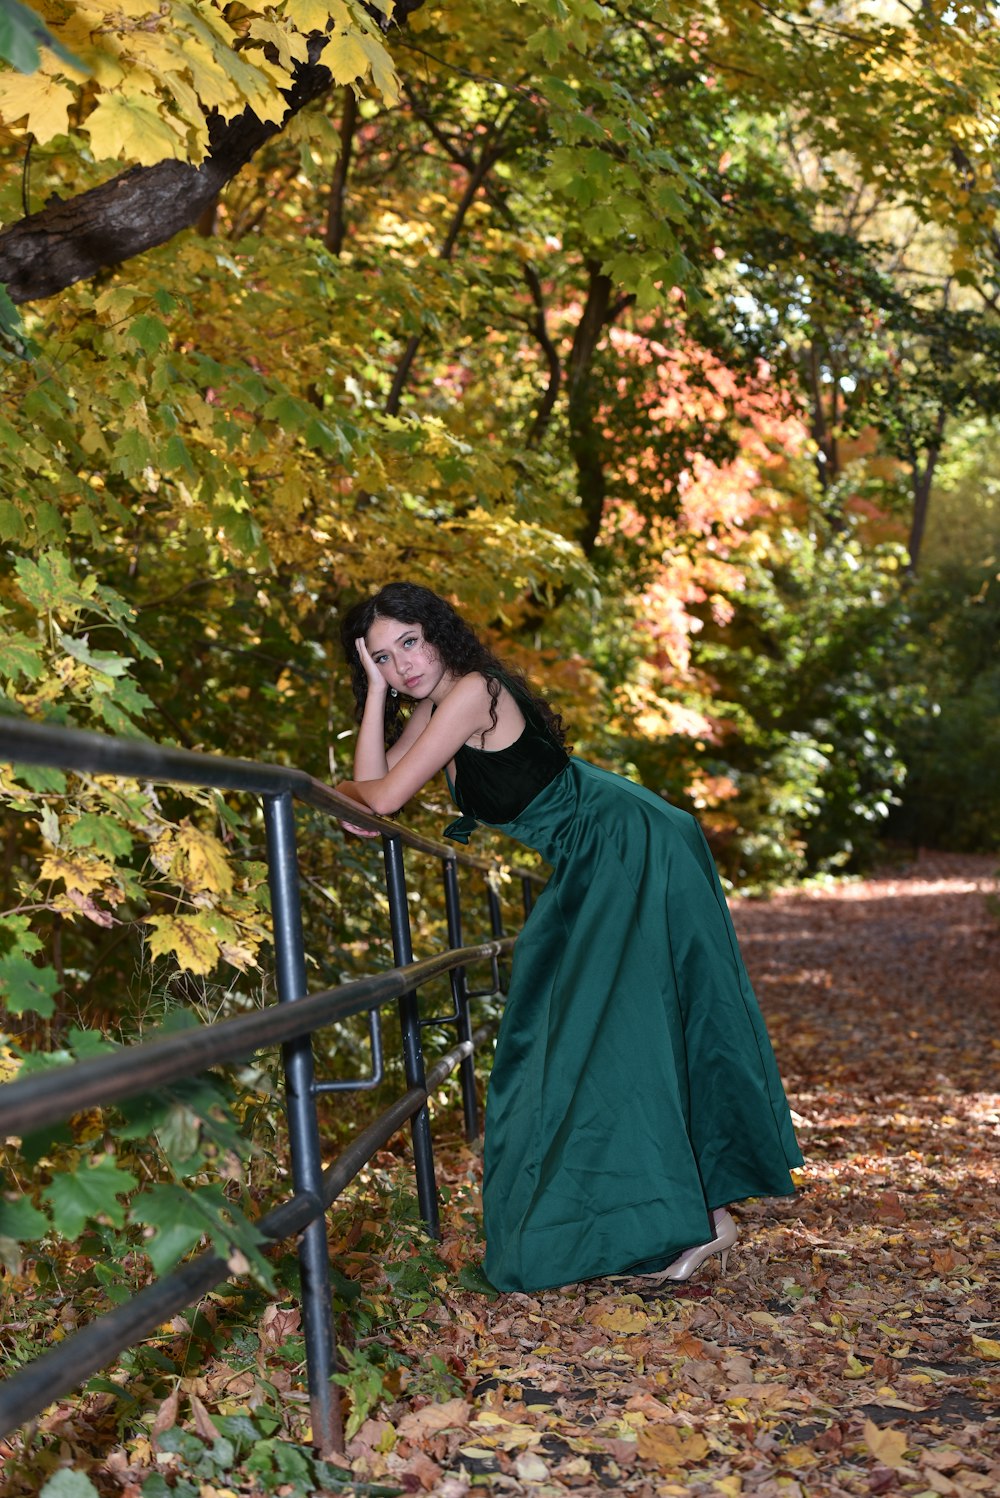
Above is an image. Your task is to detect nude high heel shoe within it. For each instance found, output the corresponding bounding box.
[644,1208,738,1285]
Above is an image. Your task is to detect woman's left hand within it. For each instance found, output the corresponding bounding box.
[335,780,380,838]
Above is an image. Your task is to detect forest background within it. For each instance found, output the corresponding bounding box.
[0,0,997,1485]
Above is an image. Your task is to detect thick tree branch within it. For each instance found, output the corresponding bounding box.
[566,261,614,556]
[0,5,429,304]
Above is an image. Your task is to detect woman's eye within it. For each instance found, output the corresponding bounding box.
[373,654,386,665]
[403,637,417,648]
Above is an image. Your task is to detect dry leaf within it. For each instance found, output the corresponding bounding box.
[636,1423,709,1466]
[149,1387,179,1447]
[396,1398,471,1440]
[863,1418,909,1467]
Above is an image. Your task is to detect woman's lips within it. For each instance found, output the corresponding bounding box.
[404,676,422,690]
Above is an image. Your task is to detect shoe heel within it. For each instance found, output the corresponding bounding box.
[719,1248,730,1275]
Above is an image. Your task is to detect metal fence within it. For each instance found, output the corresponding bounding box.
[0,717,542,1454]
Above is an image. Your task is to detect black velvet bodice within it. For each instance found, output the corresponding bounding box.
[446,677,570,830]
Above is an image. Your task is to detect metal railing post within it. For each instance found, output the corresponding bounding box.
[264,791,340,1457]
[485,872,506,992]
[382,832,439,1238]
[442,858,479,1141]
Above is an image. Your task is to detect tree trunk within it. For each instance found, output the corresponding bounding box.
[567,262,614,555]
[325,88,359,256]
[906,408,947,574]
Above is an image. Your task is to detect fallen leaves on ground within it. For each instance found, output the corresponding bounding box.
[2,852,997,1497]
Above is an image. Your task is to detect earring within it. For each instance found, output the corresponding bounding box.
[390,688,398,698]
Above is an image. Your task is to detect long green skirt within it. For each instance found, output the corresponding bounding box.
[478,759,803,1293]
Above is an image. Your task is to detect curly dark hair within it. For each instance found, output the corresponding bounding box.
[339,581,566,747]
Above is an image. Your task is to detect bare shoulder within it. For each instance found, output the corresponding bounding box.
[444,672,526,749]
[440,672,496,719]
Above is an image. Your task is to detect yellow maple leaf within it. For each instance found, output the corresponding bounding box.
[971,1334,1000,1360]
[358,29,400,105]
[0,71,74,143]
[184,8,285,121]
[54,12,128,89]
[85,91,188,166]
[247,18,309,72]
[157,33,238,116]
[862,1417,908,1467]
[323,28,371,85]
[171,819,234,896]
[39,850,114,896]
[286,0,354,31]
[145,914,219,975]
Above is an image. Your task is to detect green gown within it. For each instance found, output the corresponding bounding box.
[444,682,803,1294]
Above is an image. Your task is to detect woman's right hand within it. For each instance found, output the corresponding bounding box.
[355,635,386,693]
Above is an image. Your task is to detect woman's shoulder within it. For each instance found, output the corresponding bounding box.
[436,672,503,727]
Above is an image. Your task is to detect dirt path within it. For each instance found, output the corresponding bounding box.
[351,853,1000,1496]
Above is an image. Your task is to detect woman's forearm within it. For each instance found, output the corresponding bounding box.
[353,688,389,780]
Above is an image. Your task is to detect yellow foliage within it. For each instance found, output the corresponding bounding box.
[323,28,375,87]
[247,19,309,73]
[594,1304,650,1334]
[0,69,73,143]
[634,1423,709,1467]
[0,0,400,163]
[144,913,221,975]
[39,850,115,897]
[170,820,234,897]
[286,0,353,30]
[86,90,189,167]
[862,1417,909,1468]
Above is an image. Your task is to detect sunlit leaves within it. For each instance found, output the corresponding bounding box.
[0,0,401,167]
[86,90,189,167]
[0,66,73,140]
[144,914,228,976]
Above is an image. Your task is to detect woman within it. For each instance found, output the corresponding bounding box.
[336,582,803,1294]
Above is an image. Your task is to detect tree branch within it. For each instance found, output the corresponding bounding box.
[523,264,562,447]
[0,7,429,305]
[384,105,515,415]
[325,87,359,255]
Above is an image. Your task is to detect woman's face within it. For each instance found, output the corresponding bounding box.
[365,616,450,700]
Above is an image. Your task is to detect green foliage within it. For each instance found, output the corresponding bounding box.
[141,1423,375,1497]
[38,1474,100,1498]
[0,0,84,75]
[888,561,1000,852]
[633,513,921,885]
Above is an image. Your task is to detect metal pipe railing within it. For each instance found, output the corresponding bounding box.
[0,715,543,1455]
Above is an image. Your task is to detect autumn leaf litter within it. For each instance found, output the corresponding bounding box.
[4,853,996,1497]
